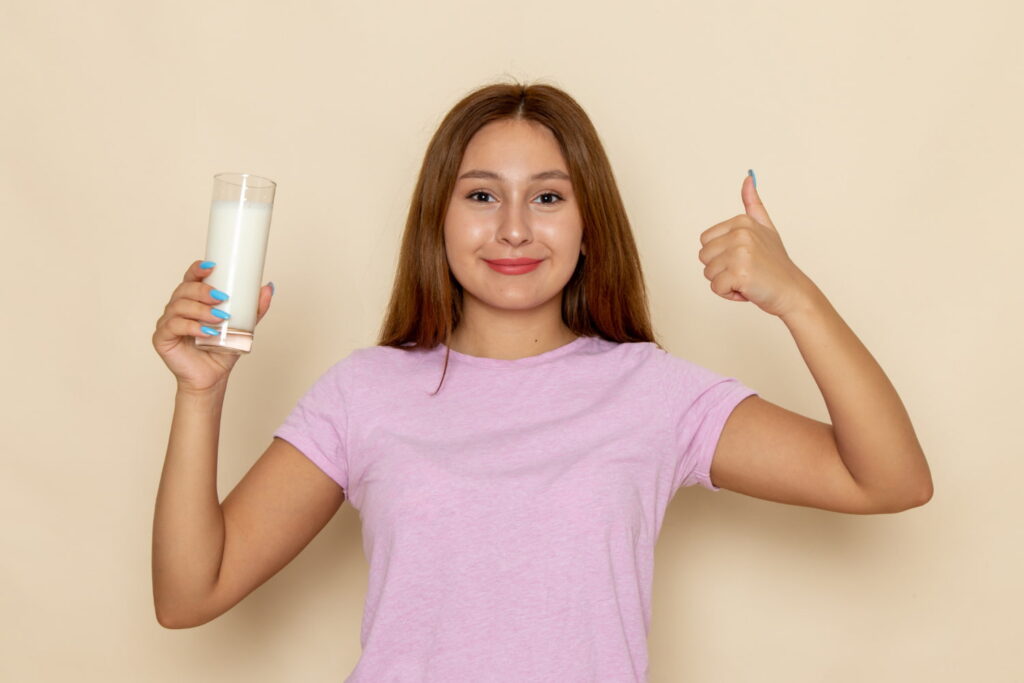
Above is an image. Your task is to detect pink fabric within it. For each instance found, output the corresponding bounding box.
[274,335,757,681]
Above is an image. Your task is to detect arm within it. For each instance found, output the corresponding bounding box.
[779,284,933,510]
[699,173,933,513]
[709,285,932,514]
[152,386,347,629]
[151,385,228,626]
[151,262,345,628]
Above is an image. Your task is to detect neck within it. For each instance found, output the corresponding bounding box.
[447,295,577,361]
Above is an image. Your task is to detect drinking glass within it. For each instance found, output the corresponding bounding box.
[194,172,276,354]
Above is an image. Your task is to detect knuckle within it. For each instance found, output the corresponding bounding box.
[190,283,211,301]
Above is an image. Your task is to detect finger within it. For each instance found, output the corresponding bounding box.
[710,269,743,300]
[169,280,231,309]
[741,172,775,230]
[184,259,217,283]
[157,296,226,332]
[163,315,220,340]
[155,303,220,342]
[173,297,233,327]
[699,215,744,247]
[698,239,728,266]
[702,252,732,283]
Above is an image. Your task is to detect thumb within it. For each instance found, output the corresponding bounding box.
[255,282,274,324]
[742,169,775,230]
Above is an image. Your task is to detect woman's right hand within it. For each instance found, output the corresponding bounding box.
[152,260,274,394]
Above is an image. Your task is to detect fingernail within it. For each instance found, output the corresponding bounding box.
[747,169,757,189]
[211,308,231,320]
[200,260,216,269]
[201,325,219,335]
[269,281,276,296]
[211,289,229,301]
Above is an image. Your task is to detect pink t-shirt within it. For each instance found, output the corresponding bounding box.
[274,335,757,682]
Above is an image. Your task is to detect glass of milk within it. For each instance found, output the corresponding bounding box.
[194,172,276,354]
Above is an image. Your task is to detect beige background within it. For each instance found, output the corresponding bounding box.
[2,0,1021,680]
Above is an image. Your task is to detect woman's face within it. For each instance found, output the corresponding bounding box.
[444,118,585,317]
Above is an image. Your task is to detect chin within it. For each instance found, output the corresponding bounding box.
[464,287,557,311]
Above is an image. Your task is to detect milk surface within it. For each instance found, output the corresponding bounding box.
[203,199,273,332]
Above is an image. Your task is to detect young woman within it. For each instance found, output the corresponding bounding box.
[152,81,933,680]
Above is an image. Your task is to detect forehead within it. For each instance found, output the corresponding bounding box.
[459,119,566,170]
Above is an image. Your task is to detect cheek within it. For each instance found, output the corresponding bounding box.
[443,225,469,259]
[442,212,462,252]
[541,219,583,250]
[442,221,475,277]
[445,212,491,254]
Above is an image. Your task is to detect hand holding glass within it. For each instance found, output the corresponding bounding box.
[195,173,276,354]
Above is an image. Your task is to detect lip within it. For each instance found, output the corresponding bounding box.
[484,258,542,275]
[485,258,543,265]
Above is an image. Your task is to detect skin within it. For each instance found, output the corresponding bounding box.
[443,118,587,360]
[697,175,933,507]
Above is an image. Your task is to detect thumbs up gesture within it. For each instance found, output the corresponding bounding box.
[698,171,820,319]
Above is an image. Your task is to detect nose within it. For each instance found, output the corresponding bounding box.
[496,199,532,247]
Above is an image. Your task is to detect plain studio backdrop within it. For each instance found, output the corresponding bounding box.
[2,0,1020,681]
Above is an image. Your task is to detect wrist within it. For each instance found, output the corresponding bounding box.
[175,381,228,403]
[780,276,831,327]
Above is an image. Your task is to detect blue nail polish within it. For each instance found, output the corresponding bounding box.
[748,169,757,189]
[269,281,275,296]
[200,260,216,269]
[201,325,219,336]
[210,289,229,301]
[211,308,231,320]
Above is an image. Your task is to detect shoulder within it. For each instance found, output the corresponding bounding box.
[325,342,418,365]
[644,343,733,381]
[582,337,657,362]
[628,343,753,411]
[330,342,442,382]
[570,339,695,392]
[350,342,435,367]
[595,339,701,376]
[564,337,696,375]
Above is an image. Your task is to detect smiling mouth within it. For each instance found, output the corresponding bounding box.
[484,258,543,265]
[483,259,543,274]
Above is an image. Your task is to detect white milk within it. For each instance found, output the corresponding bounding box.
[203,199,273,334]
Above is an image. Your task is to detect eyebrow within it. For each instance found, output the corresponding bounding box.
[456,169,571,182]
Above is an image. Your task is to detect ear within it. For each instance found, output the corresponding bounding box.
[580,242,587,256]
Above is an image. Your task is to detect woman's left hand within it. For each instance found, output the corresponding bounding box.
[698,173,821,319]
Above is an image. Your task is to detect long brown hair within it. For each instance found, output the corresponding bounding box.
[376,78,661,393]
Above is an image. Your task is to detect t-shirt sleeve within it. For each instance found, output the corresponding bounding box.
[272,354,355,494]
[657,348,759,494]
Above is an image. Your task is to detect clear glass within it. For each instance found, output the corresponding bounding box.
[195,172,276,354]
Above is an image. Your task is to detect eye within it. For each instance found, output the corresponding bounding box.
[465,191,564,204]
[535,192,563,205]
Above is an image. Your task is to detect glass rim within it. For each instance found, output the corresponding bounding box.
[213,172,276,189]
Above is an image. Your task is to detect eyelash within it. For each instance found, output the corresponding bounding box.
[466,191,564,205]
